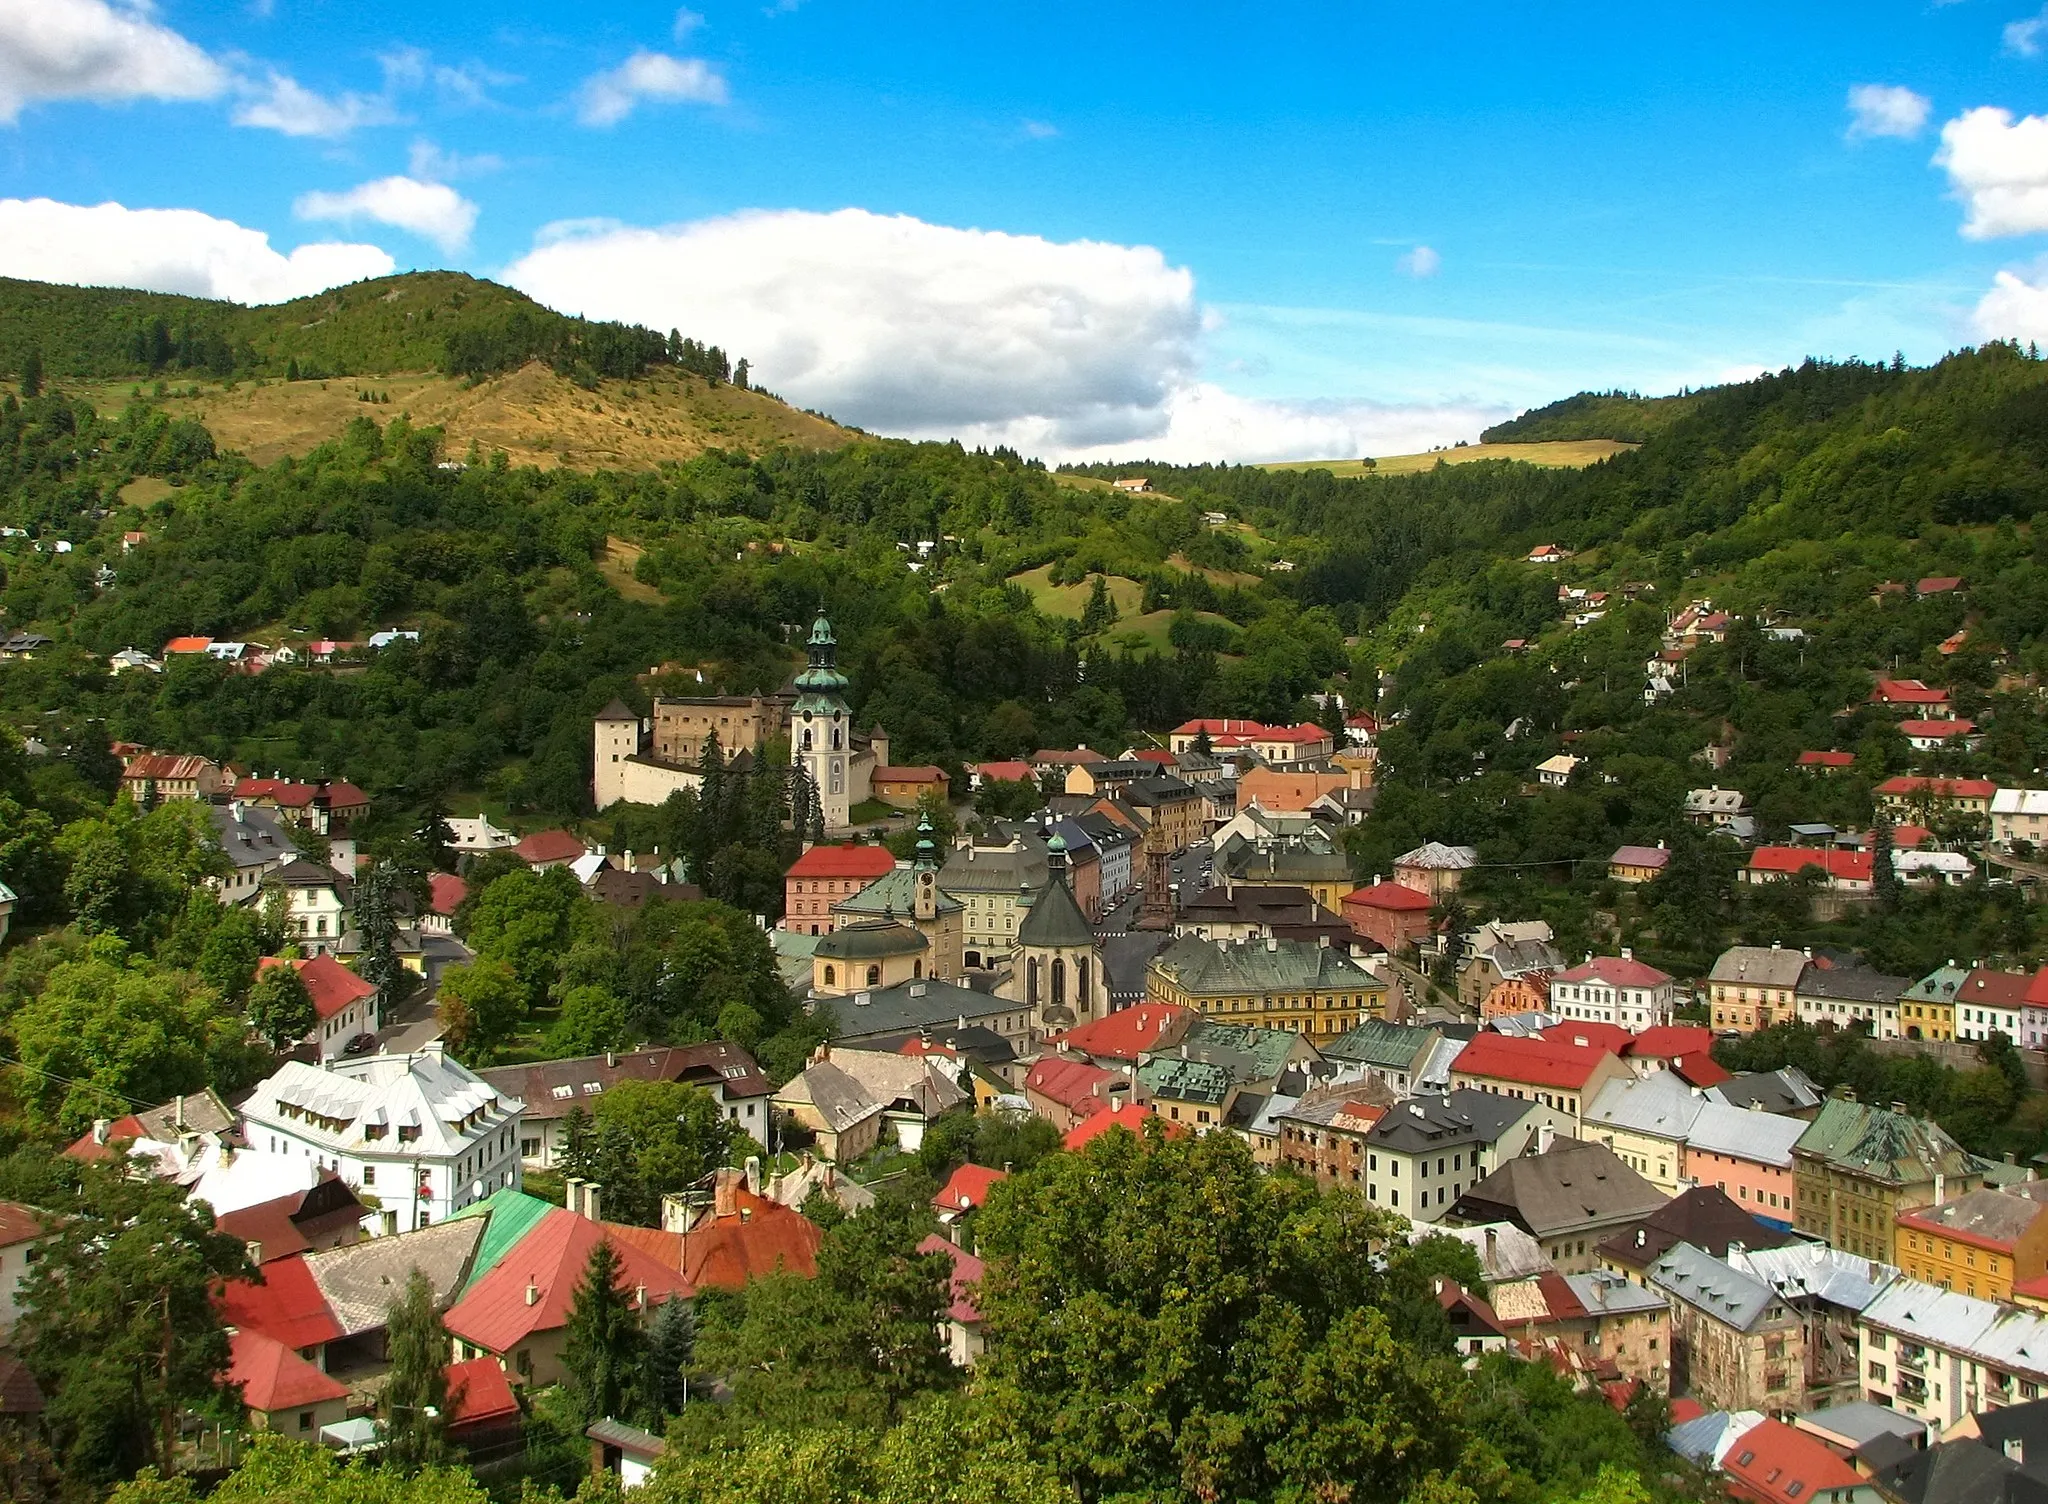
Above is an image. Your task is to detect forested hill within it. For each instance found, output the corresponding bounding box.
[0,271,745,387]
[1477,388,1701,443]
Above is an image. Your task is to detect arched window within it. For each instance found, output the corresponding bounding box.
[1078,957,1091,1005]
[1052,957,1067,1009]
[1028,957,1040,1007]
[802,729,813,751]
[867,964,881,987]
[823,964,836,987]
[832,725,843,750]
[913,959,923,979]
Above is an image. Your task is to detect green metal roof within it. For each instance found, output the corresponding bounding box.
[1793,1097,1975,1186]
[451,1188,557,1291]
[1324,1018,1438,1071]
[1136,1056,1234,1105]
[834,865,962,918]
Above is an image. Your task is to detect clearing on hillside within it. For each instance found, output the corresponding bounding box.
[86,363,850,470]
[1261,439,1635,477]
[1007,566,1146,620]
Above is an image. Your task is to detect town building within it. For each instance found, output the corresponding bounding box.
[1457,919,1564,1011]
[1393,842,1478,898]
[1793,1098,1981,1263]
[1488,1269,1671,1394]
[1144,934,1386,1041]
[1321,1019,1445,1096]
[229,1329,350,1438]
[1023,1054,1137,1134]
[591,701,705,811]
[1733,1245,1898,1408]
[872,765,950,809]
[1858,1278,2048,1429]
[1718,1417,1874,1504]
[1796,965,1911,1039]
[1684,1101,1809,1228]
[1647,1242,1807,1414]
[1900,964,1965,1043]
[1595,1185,1801,1285]
[1954,967,2032,1044]
[771,1047,970,1161]
[479,1043,773,1166]
[781,843,897,935]
[117,751,230,802]
[239,1046,524,1235]
[651,692,789,766]
[1685,786,1752,828]
[1340,880,1435,953]
[1992,788,2048,848]
[790,616,882,832]
[996,834,1110,1036]
[829,820,964,980]
[1895,1185,2048,1302]
[1743,848,1875,893]
[1874,776,1996,820]
[1218,835,1351,908]
[1450,1033,1633,1130]
[1584,1071,1707,1195]
[811,920,930,995]
[258,954,379,1061]
[207,800,302,908]
[1547,951,1677,1031]
[1173,885,1352,947]
[1709,945,1810,1033]
[1609,843,1671,883]
[1349,1089,1542,1223]
[939,836,1048,972]
[1449,1137,1669,1273]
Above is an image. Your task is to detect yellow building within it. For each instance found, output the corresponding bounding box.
[829,820,964,980]
[1146,934,1386,1042]
[1899,964,1963,1042]
[811,920,930,996]
[1895,1188,2048,1302]
[1706,944,1808,1033]
[1792,1098,1981,1264]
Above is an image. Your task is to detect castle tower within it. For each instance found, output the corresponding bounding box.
[792,614,854,831]
[913,812,940,922]
[593,699,641,810]
[1004,832,1109,1038]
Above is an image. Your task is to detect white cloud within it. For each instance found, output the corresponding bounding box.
[408,138,502,181]
[1036,386,1500,466]
[576,51,727,126]
[2005,7,2048,56]
[0,0,226,124]
[1972,261,2048,342]
[1021,119,1059,140]
[1846,83,1931,140]
[1936,105,2048,237]
[232,70,400,137]
[673,8,705,39]
[0,197,392,304]
[295,176,478,254]
[1398,245,1441,278]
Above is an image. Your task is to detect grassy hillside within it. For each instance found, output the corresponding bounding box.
[1261,439,1634,477]
[0,270,739,388]
[1479,388,1704,443]
[82,361,849,469]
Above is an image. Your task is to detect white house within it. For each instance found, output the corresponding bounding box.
[1992,788,2048,848]
[267,859,351,954]
[207,801,301,908]
[238,1046,523,1236]
[1545,951,1676,1031]
[1535,754,1581,788]
[0,1202,51,1338]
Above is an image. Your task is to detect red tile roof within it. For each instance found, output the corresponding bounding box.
[1025,1055,1123,1117]
[0,1202,46,1248]
[214,1179,364,1263]
[1797,750,1855,768]
[64,1113,148,1161]
[1046,1004,1195,1063]
[1720,1417,1863,1504]
[1670,1054,1732,1087]
[1670,1397,1707,1424]
[1173,719,1272,737]
[679,1191,822,1291]
[1539,1022,1632,1054]
[444,1209,692,1355]
[917,1234,986,1323]
[1961,968,2035,1010]
[218,1255,345,1351]
[785,843,899,881]
[444,1357,520,1432]
[514,829,587,865]
[1131,749,1178,766]
[2029,967,2048,1007]
[1917,576,1964,595]
[1870,678,1950,705]
[429,872,468,915]
[1455,1034,1617,1091]
[1746,847,1873,882]
[970,760,1035,783]
[1342,881,1434,913]
[932,1163,1008,1214]
[258,953,377,1022]
[1552,955,1674,989]
[872,766,948,784]
[228,1329,348,1413]
[1900,718,1975,738]
[1063,1102,1177,1149]
[1625,1025,1716,1061]
[163,636,213,654]
[1875,775,1995,799]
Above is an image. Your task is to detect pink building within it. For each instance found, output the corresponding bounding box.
[1681,1099,1806,1229]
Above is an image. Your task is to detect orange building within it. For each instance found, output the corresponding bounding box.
[781,844,897,935]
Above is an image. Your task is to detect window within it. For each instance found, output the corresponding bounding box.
[299,1411,315,1432]
[362,1165,375,1186]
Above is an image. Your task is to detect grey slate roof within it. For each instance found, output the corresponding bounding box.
[814,920,928,960]
[207,801,297,874]
[1584,1070,1707,1143]
[1796,1401,1930,1450]
[1902,1187,2048,1246]
[824,977,1019,1043]
[1729,1243,1898,1312]
[305,1217,485,1336]
[1798,964,1913,1004]
[1451,1139,1668,1238]
[1684,1099,1808,1165]
[1707,1067,1824,1115]
[1364,1088,1536,1153]
[1708,945,1809,990]
[1016,870,1096,949]
[1646,1241,1781,1331]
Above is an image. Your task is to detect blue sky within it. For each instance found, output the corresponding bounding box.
[4,0,2048,460]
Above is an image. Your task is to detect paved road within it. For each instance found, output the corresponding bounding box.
[377,990,444,1054]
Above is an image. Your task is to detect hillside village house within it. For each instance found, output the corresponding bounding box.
[1792,1097,1980,1264]
[871,765,950,809]
[1954,967,2033,1043]
[1900,963,1964,1042]
[1896,1185,2048,1301]
[1342,880,1435,952]
[479,1044,773,1167]
[1608,844,1670,883]
[117,751,229,802]
[239,1046,524,1235]
[1708,944,1809,1033]
[1144,935,1387,1041]
[1684,786,1750,828]
[1352,1090,1542,1224]
[258,954,379,1061]
[1858,1278,2048,1429]
[1546,952,1676,1031]
[1992,788,2048,846]
[267,860,351,955]
[1876,775,1996,820]
[1795,964,1910,1039]
[1647,1242,1807,1414]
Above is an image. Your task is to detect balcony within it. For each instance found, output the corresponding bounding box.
[1896,1345,1927,1373]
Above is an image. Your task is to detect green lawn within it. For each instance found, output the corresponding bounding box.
[1006,564,1146,620]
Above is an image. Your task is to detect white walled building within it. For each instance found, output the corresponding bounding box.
[239,1046,523,1236]
[1546,952,1676,1032]
[1859,1277,2048,1429]
[1992,788,2048,848]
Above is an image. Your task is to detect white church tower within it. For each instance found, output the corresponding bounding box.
[793,614,854,831]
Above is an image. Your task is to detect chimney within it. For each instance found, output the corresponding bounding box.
[2007,1438,2025,1465]
[1537,1122,1555,1154]
[584,1184,601,1223]
[565,1176,583,1213]
[1934,1173,1945,1206]
[745,1156,761,1196]
[246,1240,263,1265]
[714,1168,738,1219]
[1635,1228,1645,1248]
[1485,1227,1497,1263]
[91,1118,110,1145]
[634,1282,647,1309]
[525,1279,539,1307]
[1620,947,1632,962]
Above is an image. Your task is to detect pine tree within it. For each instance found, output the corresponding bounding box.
[733,358,750,391]
[285,357,301,382]
[353,862,404,1026]
[1872,815,1900,913]
[643,1296,696,1419]
[381,1270,451,1472]
[19,349,41,400]
[562,1240,648,1427]
[1080,574,1118,634]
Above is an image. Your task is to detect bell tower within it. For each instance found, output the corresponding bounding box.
[792,614,853,831]
[1003,832,1109,1038]
[913,812,940,922]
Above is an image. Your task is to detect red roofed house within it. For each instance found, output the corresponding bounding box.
[215,1175,366,1264]
[163,635,214,656]
[1874,776,1996,817]
[257,953,379,1060]
[444,1207,692,1387]
[1719,1417,1869,1504]
[675,1171,823,1292]
[425,872,467,936]
[0,1203,50,1339]
[968,759,1035,789]
[1622,1026,1727,1086]
[932,1163,1007,1225]
[117,752,229,802]
[1063,1099,1175,1150]
[782,842,898,935]
[1024,1053,1136,1133]
[870,766,950,809]
[218,1253,346,1362]
[1798,750,1856,771]
[1451,1035,1632,1128]
[1545,951,1678,1032]
[1341,880,1435,953]
[514,829,588,871]
[1047,1003,1196,1065]
[1169,718,1271,754]
[1608,844,1670,883]
[1537,1021,1631,1054]
[444,1356,522,1453]
[229,1328,349,1438]
[1868,678,1952,713]
[1916,576,1964,598]
[917,1234,988,1368]
[1741,847,1873,894]
[1900,717,1980,752]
